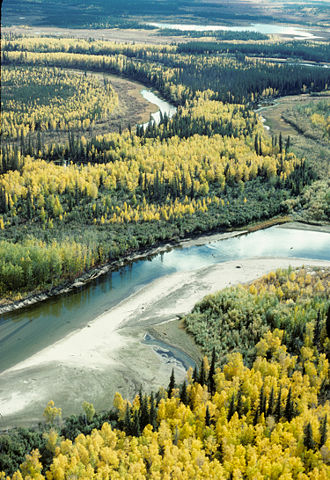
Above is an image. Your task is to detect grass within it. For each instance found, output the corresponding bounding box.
[260,93,330,178]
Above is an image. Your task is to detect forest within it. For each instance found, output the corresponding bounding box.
[3,0,329,28]
[0,34,328,300]
[1,267,329,478]
[0,23,330,479]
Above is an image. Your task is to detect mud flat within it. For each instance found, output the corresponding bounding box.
[1,256,329,429]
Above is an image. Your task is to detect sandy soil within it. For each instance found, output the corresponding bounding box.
[1,256,329,429]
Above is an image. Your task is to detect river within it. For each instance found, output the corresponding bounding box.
[149,22,319,40]
[0,225,329,427]
[1,226,329,373]
[0,87,329,427]
[140,90,177,128]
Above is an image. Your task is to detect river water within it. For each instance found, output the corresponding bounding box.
[1,226,329,373]
[149,22,319,39]
[140,89,177,128]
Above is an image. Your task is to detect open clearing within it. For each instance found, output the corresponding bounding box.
[259,93,330,174]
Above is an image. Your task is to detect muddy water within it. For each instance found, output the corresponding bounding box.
[1,226,329,374]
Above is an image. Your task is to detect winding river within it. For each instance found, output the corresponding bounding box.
[0,88,329,427]
[140,90,177,127]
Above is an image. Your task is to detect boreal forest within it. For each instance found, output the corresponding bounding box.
[0,0,330,478]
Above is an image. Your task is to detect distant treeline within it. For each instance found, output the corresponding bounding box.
[178,41,330,63]
[157,29,269,41]
[2,37,330,106]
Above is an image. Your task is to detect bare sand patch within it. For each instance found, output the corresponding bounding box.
[1,256,329,428]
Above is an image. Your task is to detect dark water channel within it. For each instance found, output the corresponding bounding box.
[0,226,329,373]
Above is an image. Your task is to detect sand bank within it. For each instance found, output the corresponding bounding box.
[0,256,329,428]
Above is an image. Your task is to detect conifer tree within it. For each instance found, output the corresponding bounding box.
[227,394,235,421]
[199,360,206,386]
[124,404,132,435]
[140,394,149,429]
[205,406,211,427]
[267,387,274,417]
[149,392,157,430]
[326,304,330,338]
[284,387,294,421]
[285,135,290,151]
[180,381,188,406]
[167,368,176,398]
[275,387,282,421]
[259,384,265,415]
[320,414,328,447]
[279,132,283,153]
[133,409,141,437]
[304,422,315,451]
[314,310,321,346]
[208,347,216,396]
[254,134,259,154]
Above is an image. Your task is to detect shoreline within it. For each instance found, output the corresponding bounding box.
[0,216,297,316]
[1,255,329,428]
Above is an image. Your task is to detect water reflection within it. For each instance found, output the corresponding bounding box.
[149,22,318,39]
[0,227,329,372]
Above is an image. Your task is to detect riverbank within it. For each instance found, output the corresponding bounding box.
[0,216,294,316]
[1,69,161,149]
[1,255,329,428]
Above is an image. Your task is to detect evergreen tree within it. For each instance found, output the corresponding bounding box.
[180,381,188,406]
[319,414,328,447]
[284,387,294,421]
[123,405,132,435]
[217,441,223,462]
[132,409,141,437]
[199,360,206,386]
[254,134,259,154]
[208,347,216,396]
[140,394,150,430]
[37,130,42,153]
[304,422,315,451]
[314,310,321,347]
[259,384,265,415]
[285,135,290,151]
[167,368,176,398]
[227,394,235,421]
[326,304,330,338]
[275,387,282,421]
[149,392,157,430]
[267,387,274,417]
[205,406,211,427]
